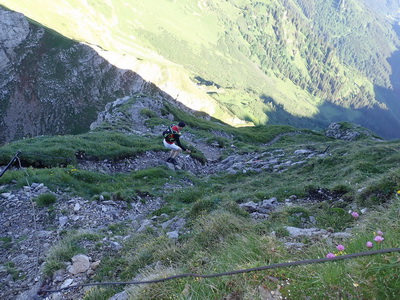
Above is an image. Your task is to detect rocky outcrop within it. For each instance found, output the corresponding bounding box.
[89,94,174,134]
[0,9,30,67]
[325,122,381,141]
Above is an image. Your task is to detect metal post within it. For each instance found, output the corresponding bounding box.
[0,151,21,177]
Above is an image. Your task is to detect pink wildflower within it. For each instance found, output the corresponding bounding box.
[351,211,359,219]
[374,236,384,243]
[376,230,384,236]
[336,244,345,251]
[326,253,336,258]
[366,241,373,248]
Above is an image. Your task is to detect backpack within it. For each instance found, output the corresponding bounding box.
[163,125,179,141]
[162,125,171,138]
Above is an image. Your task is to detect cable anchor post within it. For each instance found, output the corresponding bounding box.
[0,150,22,178]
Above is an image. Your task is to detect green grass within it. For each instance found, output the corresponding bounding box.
[29,139,400,298]
[0,130,164,167]
[110,197,400,299]
[35,193,57,207]
[83,287,121,300]
[43,231,102,277]
[283,201,400,299]
[0,237,13,250]
[3,262,24,281]
[164,102,304,144]
[0,166,180,200]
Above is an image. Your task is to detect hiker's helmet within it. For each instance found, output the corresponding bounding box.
[178,121,186,128]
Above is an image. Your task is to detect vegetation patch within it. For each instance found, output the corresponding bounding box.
[43,231,102,277]
[35,193,57,207]
[0,131,164,168]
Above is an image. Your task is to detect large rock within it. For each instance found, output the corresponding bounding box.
[0,10,29,48]
[325,123,360,141]
[285,226,328,238]
[325,122,380,141]
[0,10,29,72]
[68,254,91,275]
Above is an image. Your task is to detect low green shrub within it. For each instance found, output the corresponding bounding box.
[95,256,130,281]
[118,235,170,280]
[140,108,158,118]
[312,204,353,231]
[189,199,215,218]
[224,201,249,217]
[111,189,136,202]
[286,206,310,227]
[4,262,23,280]
[35,193,57,207]
[165,187,205,204]
[274,226,290,238]
[355,161,381,174]
[192,211,247,249]
[83,287,120,300]
[189,147,207,165]
[0,237,12,250]
[356,172,400,207]
[331,184,353,194]
[70,169,109,184]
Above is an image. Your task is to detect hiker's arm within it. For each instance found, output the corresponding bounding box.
[174,134,187,151]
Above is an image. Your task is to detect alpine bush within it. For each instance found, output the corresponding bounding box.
[35,193,57,207]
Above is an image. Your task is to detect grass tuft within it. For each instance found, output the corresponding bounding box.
[35,193,57,207]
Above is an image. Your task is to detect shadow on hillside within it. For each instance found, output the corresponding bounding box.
[388,21,400,92]
[369,22,400,139]
[262,93,400,140]
[262,21,400,140]
[0,5,195,145]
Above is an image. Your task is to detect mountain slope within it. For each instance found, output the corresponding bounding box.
[0,95,399,299]
[1,0,400,140]
[0,7,248,145]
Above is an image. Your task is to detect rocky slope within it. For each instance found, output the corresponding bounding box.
[0,113,372,299]
[1,181,354,300]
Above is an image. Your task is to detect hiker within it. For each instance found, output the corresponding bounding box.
[163,121,191,164]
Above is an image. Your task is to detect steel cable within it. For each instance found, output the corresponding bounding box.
[39,247,400,294]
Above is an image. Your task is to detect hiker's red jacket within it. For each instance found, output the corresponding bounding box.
[165,125,187,151]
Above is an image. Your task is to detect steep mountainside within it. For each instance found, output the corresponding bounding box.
[0,93,399,299]
[0,8,152,144]
[1,0,400,140]
[0,7,242,145]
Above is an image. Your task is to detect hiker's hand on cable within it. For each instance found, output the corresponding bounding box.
[186,149,191,153]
